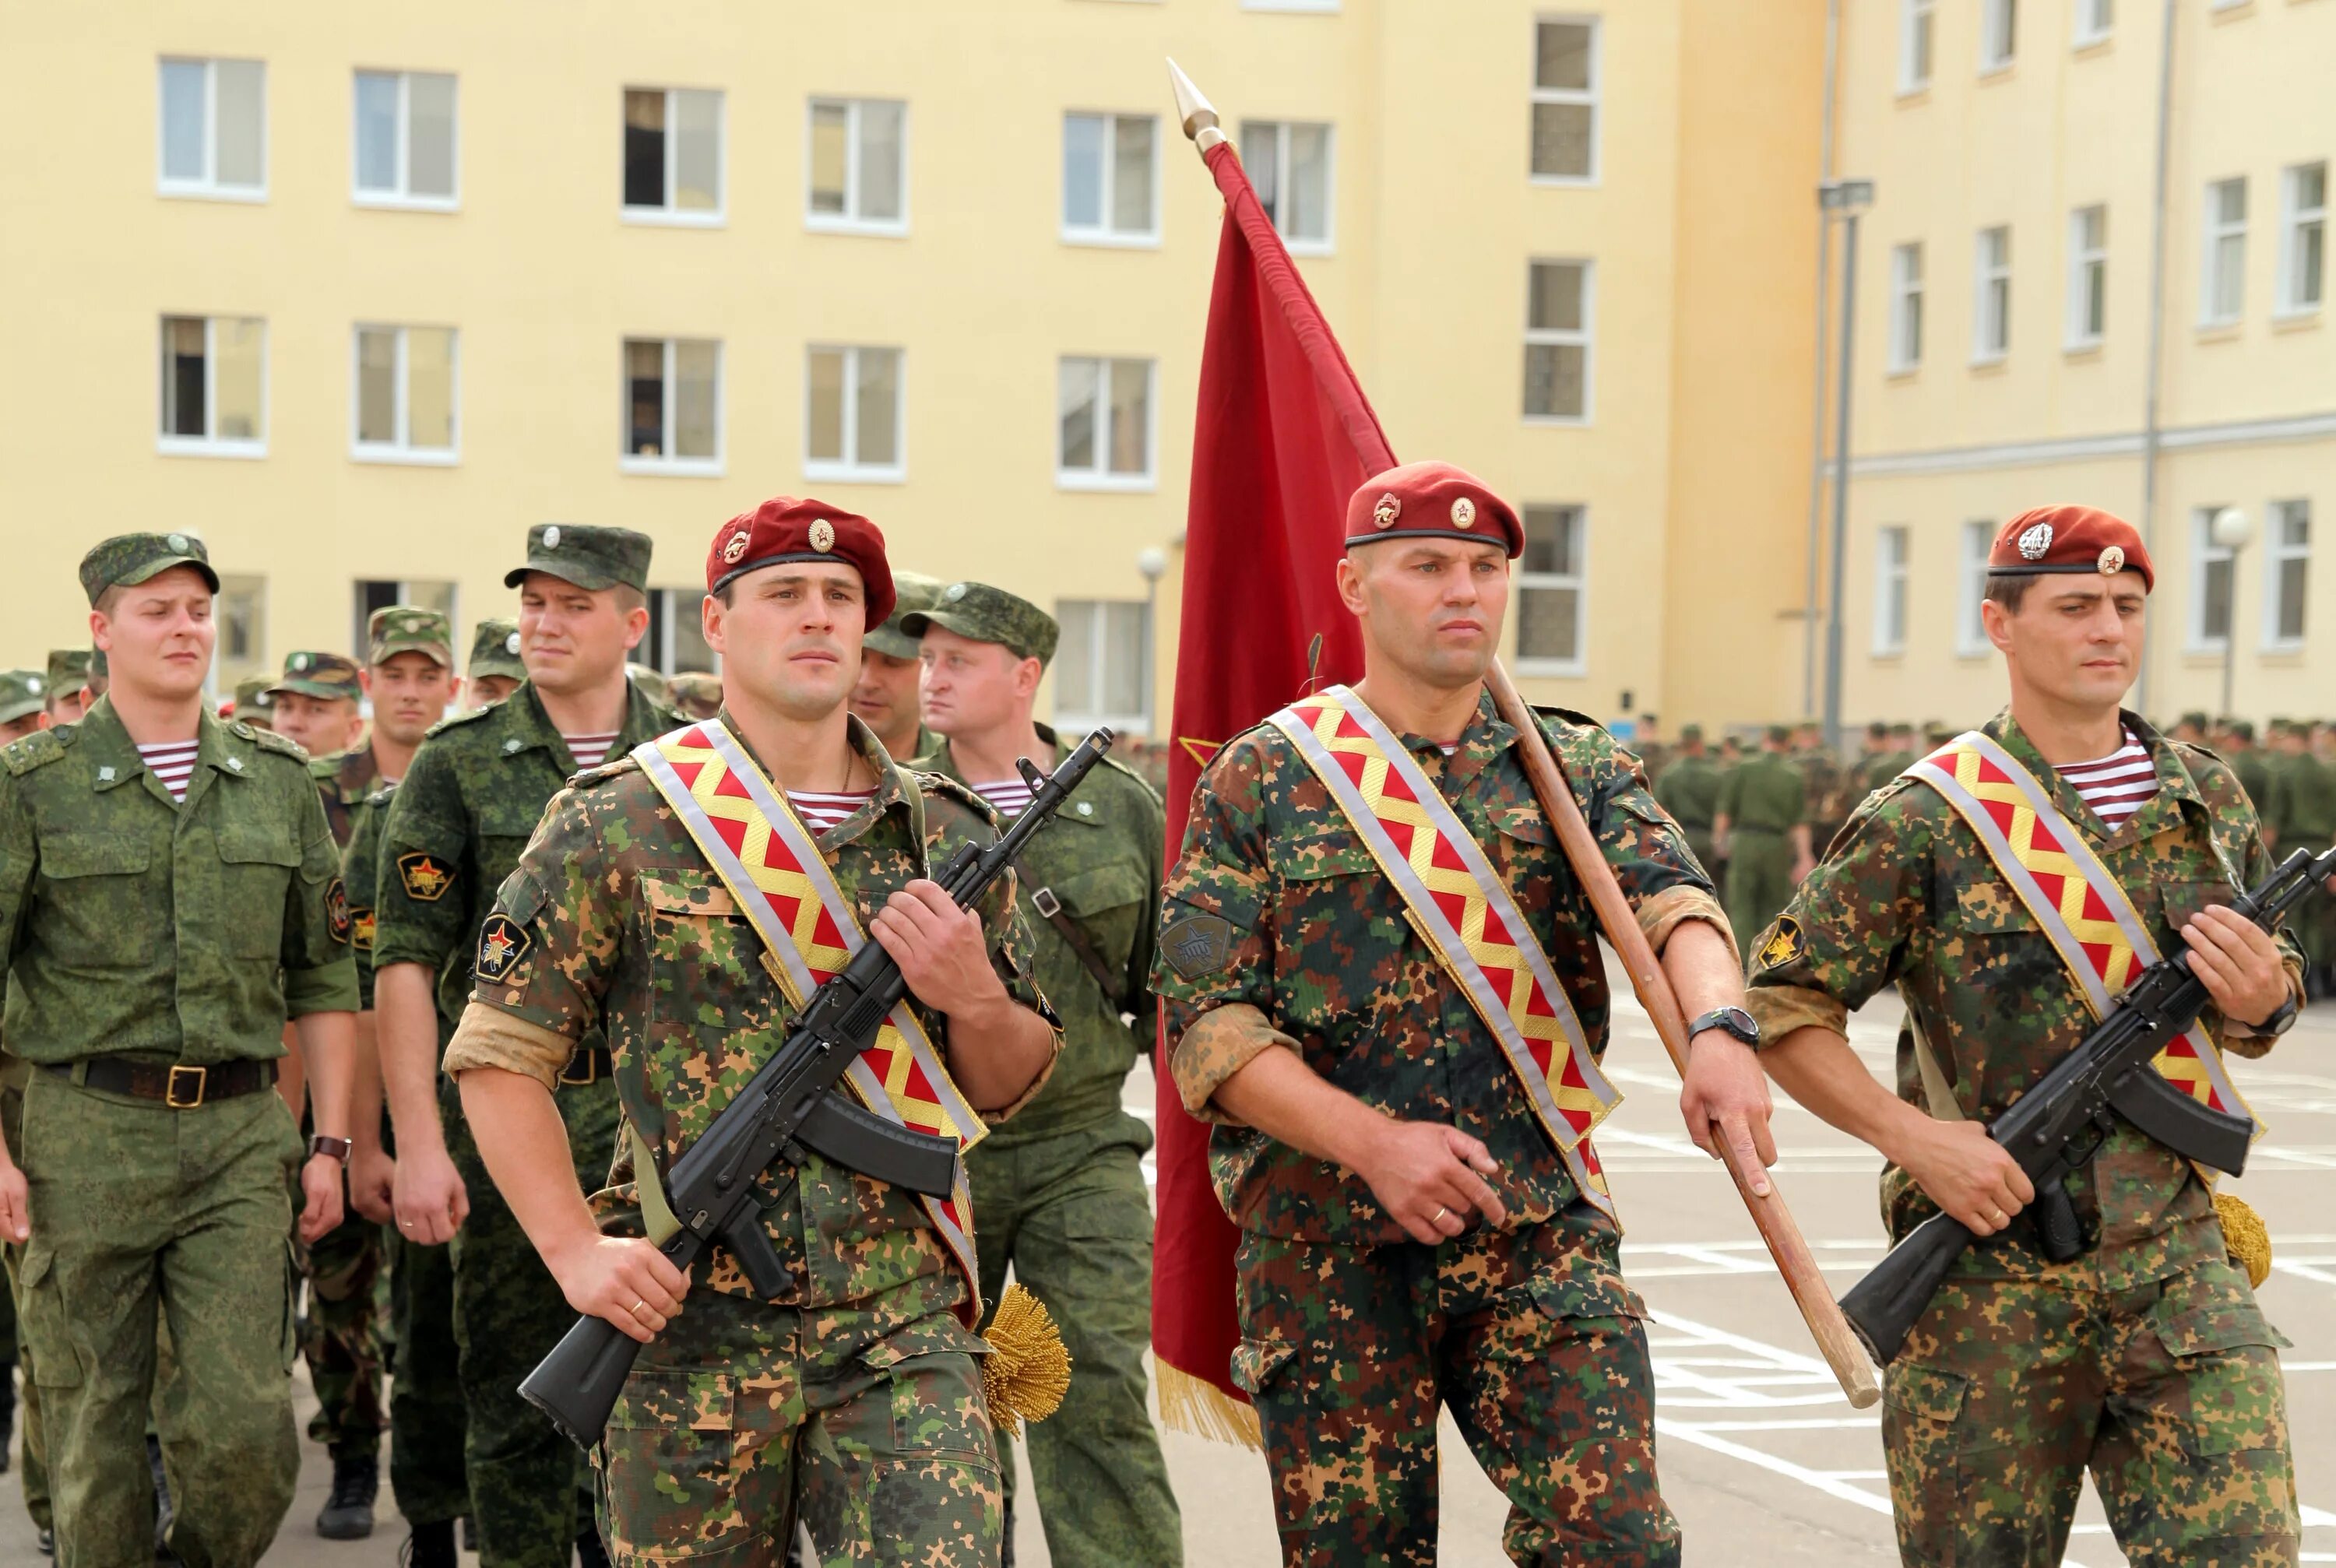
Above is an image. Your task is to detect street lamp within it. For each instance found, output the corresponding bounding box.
[1136,546,1169,738]
[2211,505,2253,721]
[1818,178,1875,755]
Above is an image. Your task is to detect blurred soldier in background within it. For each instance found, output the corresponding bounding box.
[850,567,944,763]
[1654,722,1722,877]
[40,652,89,726]
[230,673,276,730]
[666,670,721,720]
[266,652,368,762]
[0,673,50,747]
[1715,725,1811,956]
[465,620,526,710]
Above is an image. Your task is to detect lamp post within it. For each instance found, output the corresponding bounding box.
[1818,178,1875,754]
[2211,506,2253,722]
[1136,545,1168,738]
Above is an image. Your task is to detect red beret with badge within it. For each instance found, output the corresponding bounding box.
[1986,504,2155,592]
[706,496,896,628]
[1344,460,1525,559]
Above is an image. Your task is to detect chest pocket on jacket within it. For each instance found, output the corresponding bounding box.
[641,874,759,989]
[478,796,553,893]
[216,821,301,955]
[44,835,151,881]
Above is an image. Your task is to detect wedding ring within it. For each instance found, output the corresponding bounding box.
[1431,1206,1448,1225]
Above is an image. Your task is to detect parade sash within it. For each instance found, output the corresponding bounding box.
[1267,686,1620,1219]
[631,721,988,1320]
[1905,731,2257,1138]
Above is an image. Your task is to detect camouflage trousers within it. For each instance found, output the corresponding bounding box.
[10,1067,304,1568]
[2,1055,50,1533]
[1883,1254,2299,1566]
[1723,828,1793,958]
[967,1116,1181,1568]
[1232,1204,1678,1568]
[593,1285,1001,1566]
[297,1179,385,1458]
[448,1073,621,1568]
[388,1225,471,1527]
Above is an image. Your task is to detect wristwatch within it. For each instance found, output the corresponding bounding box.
[2244,993,2300,1039]
[308,1134,354,1165]
[1687,1005,1761,1046]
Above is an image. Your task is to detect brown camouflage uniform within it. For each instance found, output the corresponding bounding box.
[1155,691,1732,1568]
[442,713,1061,1567]
[1745,709,2304,1567]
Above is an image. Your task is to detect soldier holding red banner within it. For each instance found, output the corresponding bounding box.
[1748,505,2304,1566]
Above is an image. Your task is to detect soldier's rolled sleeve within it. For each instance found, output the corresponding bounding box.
[1152,760,1282,1125]
[371,743,471,972]
[1637,884,1739,967]
[443,1003,575,1090]
[283,784,359,1015]
[1743,788,1926,1047]
[1169,1003,1297,1124]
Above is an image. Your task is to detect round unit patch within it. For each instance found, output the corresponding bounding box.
[810,519,836,553]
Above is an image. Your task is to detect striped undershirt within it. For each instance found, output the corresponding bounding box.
[787,789,875,833]
[136,740,202,802]
[2056,730,2157,831]
[970,779,1036,820]
[562,731,621,771]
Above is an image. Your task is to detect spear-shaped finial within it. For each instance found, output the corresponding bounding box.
[1166,58,1225,153]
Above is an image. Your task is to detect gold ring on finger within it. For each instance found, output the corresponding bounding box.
[1431,1206,1448,1225]
[631,1299,646,1317]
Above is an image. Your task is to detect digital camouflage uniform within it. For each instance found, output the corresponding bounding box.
[1716,745,1803,953]
[1156,690,1734,1568]
[1651,746,1721,875]
[441,712,1061,1567]
[2266,742,2336,982]
[1792,740,1848,855]
[1744,710,2304,1568]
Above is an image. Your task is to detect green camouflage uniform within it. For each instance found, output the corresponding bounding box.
[468,619,526,691]
[41,652,90,717]
[907,577,1181,1568]
[1744,709,2303,1568]
[1792,739,1847,857]
[442,711,1061,1567]
[1651,747,1722,873]
[1717,744,1804,948]
[0,536,358,1568]
[2267,744,2336,980]
[1156,691,1733,1568]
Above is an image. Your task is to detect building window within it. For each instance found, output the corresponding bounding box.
[2189,505,2239,651]
[1873,526,1910,656]
[644,588,719,674]
[353,580,458,663]
[1523,260,1592,422]
[1899,0,1935,91]
[1240,121,1335,251]
[1530,19,1599,182]
[1061,113,1159,245]
[2278,162,2326,316]
[1972,226,2011,362]
[216,575,267,686]
[159,315,266,456]
[807,97,906,234]
[2264,499,2310,649]
[1054,600,1151,734]
[2202,177,2247,325]
[621,338,722,474]
[158,58,266,199]
[622,87,723,222]
[2067,205,2107,348]
[805,346,905,482]
[1888,242,1925,371]
[1979,0,2018,72]
[1516,505,1587,673]
[1056,357,1155,489]
[353,325,458,462]
[2074,0,2113,45]
[353,70,456,207]
[1956,520,1993,656]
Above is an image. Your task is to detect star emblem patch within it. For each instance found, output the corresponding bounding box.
[398,853,454,902]
[1757,916,1806,970]
[1161,912,1235,979]
[475,913,533,982]
[325,877,353,944]
[351,907,377,955]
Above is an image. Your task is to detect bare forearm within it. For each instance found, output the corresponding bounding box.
[350,1011,385,1153]
[456,1067,600,1267]
[1762,1024,1923,1159]
[275,1021,308,1119]
[945,996,1057,1112]
[1212,1045,1384,1171]
[292,1011,356,1141]
[378,963,449,1153]
[1660,919,1744,1021]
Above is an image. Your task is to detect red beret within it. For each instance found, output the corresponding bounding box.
[707,497,895,628]
[1346,461,1524,559]
[1988,504,2154,592]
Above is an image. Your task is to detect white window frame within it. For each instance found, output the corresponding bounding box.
[1873,526,1910,656]
[2276,162,2326,318]
[2187,505,2239,652]
[1899,0,1936,92]
[1240,120,1336,255]
[1972,226,2012,364]
[619,337,725,477]
[645,587,722,675]
[350,325,460,466]
[804,97,909,237]
[1515,504,1589,677]
[2066,205,2107,349]
[1979,0,2019,74]
[1523,258,1595,424]
[1888,241,1925,371]
[1529,15,1601,186]
[2073,0,2113,47]
[2201,176,2248,326]
[1060,112,1161,248]
[620,86,727,227]
[157,315,268,460]
[157,57,267,202]
[351,69,459,210]
[1955,520,1993,656]
[1051,599,1154,737]
[1054,356,1157,491]
[2261,497,2310,651]
[803,345,906,484]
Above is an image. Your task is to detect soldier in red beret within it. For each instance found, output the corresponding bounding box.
[447,496,1061,1566]
[1751,502,2304,1563]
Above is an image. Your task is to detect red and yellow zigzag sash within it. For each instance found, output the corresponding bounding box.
[1268,687,1620,1219]
[633,720,988,1324]
[1906,731,2256,1137]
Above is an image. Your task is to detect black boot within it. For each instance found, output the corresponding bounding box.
[398,1518,457,1568]
[150,1433,175,1563]
[316,1449,379,1539]
[0,1358,16,1475]
[577,1528,613,1568]
[1000,1494,1015,1568]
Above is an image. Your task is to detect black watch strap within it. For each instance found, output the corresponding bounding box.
[2246,994,2300,1039]
[308,1134,354,1165]
[1688,1005,1761,1046]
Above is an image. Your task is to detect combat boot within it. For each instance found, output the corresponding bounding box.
[317,1449,378,1538]
[398,1519,456,1568]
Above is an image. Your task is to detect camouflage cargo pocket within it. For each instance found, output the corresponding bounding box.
[1229,1337,1296,1399]
[1880,1361,1972,1564]
[599,1369,774,1562]
[864,1318,997,1468]
[2141,1266,2292,1459]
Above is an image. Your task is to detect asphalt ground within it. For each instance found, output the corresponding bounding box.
[5,979,2333,1566]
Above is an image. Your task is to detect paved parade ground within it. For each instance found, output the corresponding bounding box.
[7,977,2334,1567]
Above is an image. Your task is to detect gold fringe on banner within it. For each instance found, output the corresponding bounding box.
[981,1285,1072,1440]
[1156,1359,1262,1450]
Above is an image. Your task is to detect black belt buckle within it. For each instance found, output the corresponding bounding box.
[558,1051,600,1087]
[166,1064,208,1109]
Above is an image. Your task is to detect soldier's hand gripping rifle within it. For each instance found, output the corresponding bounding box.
[1842,844,2336,1366]
[520,729,1117,1448]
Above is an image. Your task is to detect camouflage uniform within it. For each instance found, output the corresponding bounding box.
[0,533,358,1568]
[1156,691,1732,1568]
[1650,740,1721,874]
[1715,741,1804,951]
[860,571,947,766]
[667,672,723,722]
[2267,741,2336,985]
[1744,709,2303,1568]
[441,712,1061,1567]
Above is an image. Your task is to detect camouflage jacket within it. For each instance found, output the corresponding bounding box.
[1744,709,2305,1289]
[442,712,1059,1315]
[341,782,395,1010]
[924,723,1165,1144]
[1652,753,1722,831]
[309,744,385,849]
[1793,750,1847,828]
[2268,752,2336,841]
[0,697,355,1065]
[1719,753,1805,834]
[373,680,677,1038]
[1153,690,1730,1247]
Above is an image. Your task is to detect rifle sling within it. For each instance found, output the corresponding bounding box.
[1906,1012,1965,1124]
[1014,853,1126,1009]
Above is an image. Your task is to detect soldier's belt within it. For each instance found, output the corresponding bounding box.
[556,1046,614,1088]
[48,1057,276,1109]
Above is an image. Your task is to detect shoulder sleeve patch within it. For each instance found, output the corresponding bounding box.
[474,912,533,983]
[1160,911,1236,980]
[2,730,68,775]
[325,877,352,944]
[350,905,377,955]
[1754,915,1806,972]
[397,851,456,902]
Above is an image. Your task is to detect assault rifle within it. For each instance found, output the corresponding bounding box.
[521,729,1117,1447]
[1842,844,2336,1366]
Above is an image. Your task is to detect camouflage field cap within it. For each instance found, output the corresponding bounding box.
[470,617,526,680]
[266,650,365,703]
[0,670,47,726]
[863,570,948,661]
[668,670,722,708]
[79,531,222,604]
[899,580,1060,667]
[368,606,454,668]
[503,523,653,592]
[44,649,90,693]
[233,673,276,719]
[627,663,672,705]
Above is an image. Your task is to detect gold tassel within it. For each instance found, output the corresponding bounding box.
[1154,1359,1262,1451]
[981,1285,1072,1441]
[2215,1190,2273,1289]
